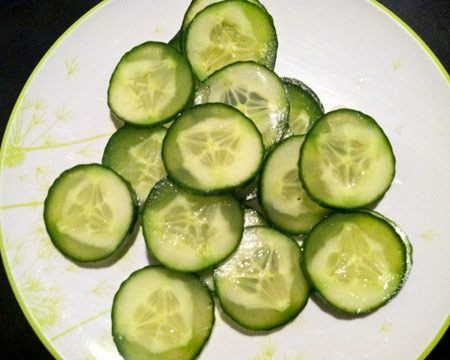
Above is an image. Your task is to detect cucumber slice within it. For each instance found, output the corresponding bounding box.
[44,164,137,262]
[142,178,244,272]
[162,103,264,193]
[102,126,167,207]
[282,77,324,136]
[299,109,396,209]
[184,0,277,80]
[112,266,214,360]
[362,209,413,277]
[214,226,310,331]
[260,136,329,234]
[108,41,194,126]
[181,0,264,31]
[303,211,408,315]
[195,61,289,149]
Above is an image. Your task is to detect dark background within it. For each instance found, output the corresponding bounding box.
[0,1,448,359]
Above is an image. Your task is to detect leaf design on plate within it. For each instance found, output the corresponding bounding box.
[88,279,114,298]
[54,106,73,122]
[77,144,97,160]
[420,229,436,241]
[392,58,402,71]
[16,269,63,329]
[380,321,393,332]
[3,96,111,168]
[65,56,80,78]
[3,221,64,329]
[83,328,121,360]
[283,354,306,360]
[252,339,276,360]
[31,220,59,262]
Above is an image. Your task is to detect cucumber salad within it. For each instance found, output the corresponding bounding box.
[43,1,412,359]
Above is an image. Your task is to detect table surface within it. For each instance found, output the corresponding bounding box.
[0,1,448,359]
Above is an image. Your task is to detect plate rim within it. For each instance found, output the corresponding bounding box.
[0,0,448,359]
[0,3,110,359]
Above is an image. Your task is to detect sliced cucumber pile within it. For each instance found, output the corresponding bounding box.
[43,1,412,358]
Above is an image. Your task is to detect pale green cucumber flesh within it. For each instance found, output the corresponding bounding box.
[112,266,214,360]
[142,179,244,272]
[214,226,310,330]
[299,108,395,209]
[195,61,289,149]
[108,41,194,126]
[102,126,167,207]
[181,0,264,31]
[282,77,324,136]
[303,212,407,314]
[162,103,264,193]
[44,164,137,262]
[184,0,277,80]
[260,136,329,234]
[361,209,413,277]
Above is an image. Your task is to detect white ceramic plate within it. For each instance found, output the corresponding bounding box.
[1,1,449,359]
